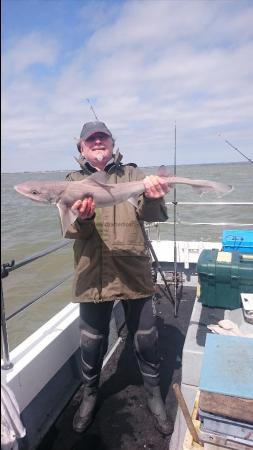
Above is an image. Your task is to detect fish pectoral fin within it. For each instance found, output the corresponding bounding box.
[127,196,139,208]
[57,202,78,236]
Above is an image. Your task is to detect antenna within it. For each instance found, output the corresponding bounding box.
[86,98,99,121]
[218,134,253,164]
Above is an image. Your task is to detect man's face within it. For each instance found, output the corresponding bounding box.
[80,132,114,167]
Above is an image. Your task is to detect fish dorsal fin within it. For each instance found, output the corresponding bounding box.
[157,165,170,177]
[81,171,109,187]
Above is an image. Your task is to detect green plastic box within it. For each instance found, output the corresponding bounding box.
[197,249,253,309]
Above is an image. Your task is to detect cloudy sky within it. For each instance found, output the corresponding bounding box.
[2,0,253,172]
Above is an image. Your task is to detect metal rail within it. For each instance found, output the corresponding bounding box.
[166,202,253,205]
[148,221,253,227]
[1,240,70,277]
[6,273,73,321]
[153,201,253,228]
[1,240,72,370]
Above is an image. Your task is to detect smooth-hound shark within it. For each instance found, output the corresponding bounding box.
[14,171,233,236]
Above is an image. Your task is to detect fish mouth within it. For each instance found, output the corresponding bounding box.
[14,185,24,194]
[14,185,46,203]
[14,185,32,197]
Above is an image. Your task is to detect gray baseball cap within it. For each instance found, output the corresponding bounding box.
[80,121,112,140]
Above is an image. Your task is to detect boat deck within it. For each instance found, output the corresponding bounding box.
[37,286,196,450]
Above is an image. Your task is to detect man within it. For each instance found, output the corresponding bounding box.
[65,121,172,435]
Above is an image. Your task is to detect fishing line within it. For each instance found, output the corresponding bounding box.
[218,134,253,164]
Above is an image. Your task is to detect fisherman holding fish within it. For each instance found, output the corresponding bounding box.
[65,120,172,435]
[14,121,232,436]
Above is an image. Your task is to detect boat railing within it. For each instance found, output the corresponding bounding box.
[1,201,252,370]
[146,201,253,241]
[1,240,72,370]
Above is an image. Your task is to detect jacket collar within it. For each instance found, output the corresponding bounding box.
[75,149,123,174]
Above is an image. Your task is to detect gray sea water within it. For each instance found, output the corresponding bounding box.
[1,162,253,350]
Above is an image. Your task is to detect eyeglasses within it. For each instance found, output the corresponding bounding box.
[85,133,110,143]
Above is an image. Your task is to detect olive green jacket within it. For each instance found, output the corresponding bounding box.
[65,153,168,302]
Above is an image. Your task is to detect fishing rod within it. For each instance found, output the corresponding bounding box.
[85,98,175,308]
[173,123,178,317]
[86,98,99,120]
[218,134,253,164]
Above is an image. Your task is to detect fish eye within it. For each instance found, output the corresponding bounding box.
[31,189,39,195]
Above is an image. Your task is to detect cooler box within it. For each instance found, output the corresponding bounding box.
[222,229,253,254]
[197,249,253,309]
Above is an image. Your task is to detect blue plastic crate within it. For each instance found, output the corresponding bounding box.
[222,229,253,254]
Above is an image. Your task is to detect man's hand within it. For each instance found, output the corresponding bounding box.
[72,197,96,221]
[143,175,170,199]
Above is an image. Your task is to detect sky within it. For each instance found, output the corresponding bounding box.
[2,0,253,172]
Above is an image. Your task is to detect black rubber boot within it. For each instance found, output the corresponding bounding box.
[73,387,98,433]
[145,385,174,436]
